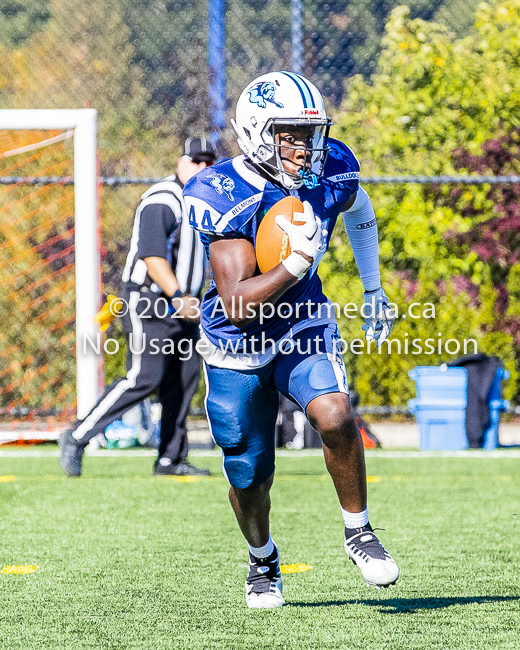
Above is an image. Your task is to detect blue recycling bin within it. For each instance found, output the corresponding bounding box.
[408,365,510,450]
[408,366,469,450]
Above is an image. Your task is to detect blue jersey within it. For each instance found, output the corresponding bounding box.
[183,138,360,349]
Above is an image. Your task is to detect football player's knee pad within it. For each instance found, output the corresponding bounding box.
[287,353,348,410]
[206,393,245,450]
[205,365,278,489]
[223,453,274,490]
[207,395,275,489]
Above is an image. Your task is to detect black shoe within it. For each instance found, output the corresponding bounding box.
[153,460,210,476]
[59,430,86,477]
[344,523,399,588]
[245,546,285,608]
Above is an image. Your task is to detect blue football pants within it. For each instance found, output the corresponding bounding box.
[204,324,349,489]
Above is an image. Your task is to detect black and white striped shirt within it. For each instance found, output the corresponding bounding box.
[122,175,206,297]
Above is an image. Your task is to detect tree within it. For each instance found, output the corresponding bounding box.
[0,0,177,176]
[0,0,50,48]
[440,129,520,401]
[327,1,520,404]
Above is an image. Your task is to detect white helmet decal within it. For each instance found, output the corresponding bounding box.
[232,71,332,190]
[248,82,284,109]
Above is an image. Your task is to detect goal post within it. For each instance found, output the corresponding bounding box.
[0,109,101,420]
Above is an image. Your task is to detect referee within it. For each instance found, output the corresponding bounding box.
[59,137,216,477]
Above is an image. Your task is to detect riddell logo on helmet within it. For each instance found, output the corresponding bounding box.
[303,109,319,115]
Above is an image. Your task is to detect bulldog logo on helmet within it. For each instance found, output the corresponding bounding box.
[209,173,235,201]
[247,82,284,109]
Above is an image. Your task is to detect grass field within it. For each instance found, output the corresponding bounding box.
[1,449,519,649]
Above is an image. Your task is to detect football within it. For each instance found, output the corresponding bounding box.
[255,196,305,273]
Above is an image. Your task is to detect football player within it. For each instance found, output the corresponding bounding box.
[183,71,398,608]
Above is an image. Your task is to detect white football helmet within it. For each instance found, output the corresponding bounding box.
[231,71,332,190]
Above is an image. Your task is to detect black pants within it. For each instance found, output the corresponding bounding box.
[276,394,301,447]
[71,288,200,464]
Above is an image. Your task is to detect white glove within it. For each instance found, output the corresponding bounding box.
[361,287,395,346]
[275,201,327,280]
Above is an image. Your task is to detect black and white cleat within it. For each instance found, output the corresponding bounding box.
[344,524,399,589]
[245,546,285,608]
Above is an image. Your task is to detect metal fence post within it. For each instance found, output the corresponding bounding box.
[208,0,227,153]
[291,0,304,75]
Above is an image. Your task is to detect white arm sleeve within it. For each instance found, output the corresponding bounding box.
[342,186,381,292]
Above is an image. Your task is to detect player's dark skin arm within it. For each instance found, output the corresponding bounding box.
[208,236,309,327]
[208,195,356,328]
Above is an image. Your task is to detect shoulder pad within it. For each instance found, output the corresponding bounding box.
[183,157,265,236]
[324,138,361,184]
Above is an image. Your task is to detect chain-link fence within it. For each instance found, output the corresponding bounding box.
[0,0,486,162]
[0,132,76,422]
[1,166,517,421]
[0,0,519,421]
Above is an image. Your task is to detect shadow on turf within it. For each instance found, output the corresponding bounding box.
[289,596,519,613]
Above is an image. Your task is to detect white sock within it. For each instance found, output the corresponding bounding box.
[158,457,172,466]
[341,506,369,529]
[248,534,275,559]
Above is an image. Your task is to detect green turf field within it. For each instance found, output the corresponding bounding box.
[1,450,519,649]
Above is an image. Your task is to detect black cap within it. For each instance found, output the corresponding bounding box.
[183,137,217,163]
